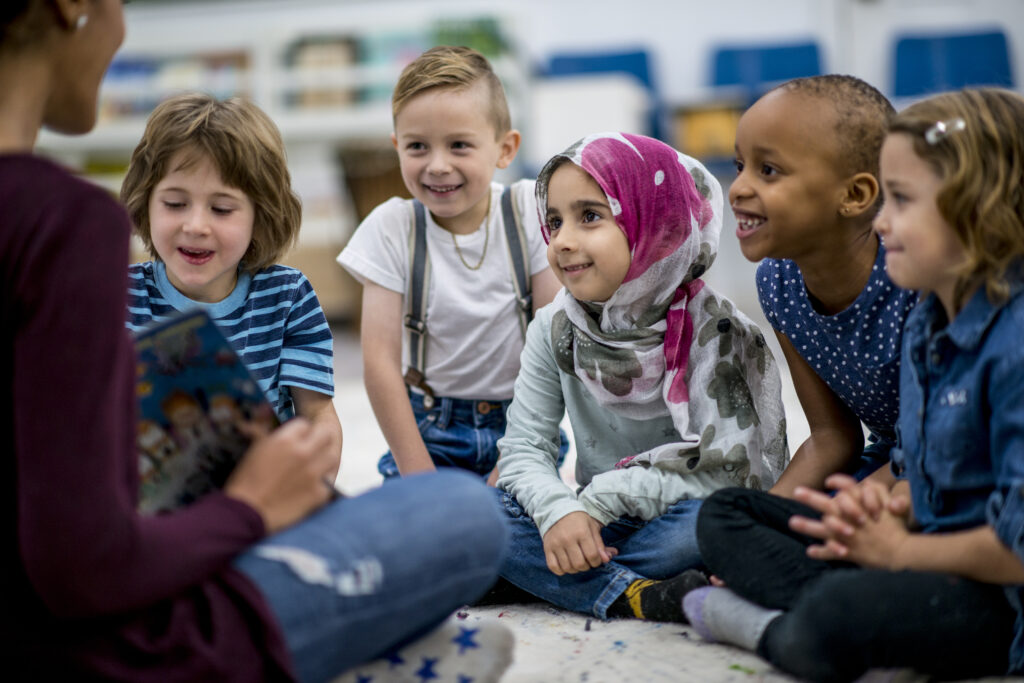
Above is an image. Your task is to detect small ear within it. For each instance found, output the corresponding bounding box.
[390,132,398,151]
[495,129,522,170]
[840,172,880,217]
[52,0,88,30]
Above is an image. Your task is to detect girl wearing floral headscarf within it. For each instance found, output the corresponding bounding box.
[495,133,789,622]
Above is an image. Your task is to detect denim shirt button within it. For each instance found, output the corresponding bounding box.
[931,353,941,365]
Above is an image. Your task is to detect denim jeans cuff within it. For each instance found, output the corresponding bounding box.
[592,567,638,620]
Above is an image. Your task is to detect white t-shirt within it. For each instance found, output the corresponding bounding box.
[337,179,550,400]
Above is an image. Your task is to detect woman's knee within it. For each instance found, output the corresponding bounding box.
[426,470,508,560]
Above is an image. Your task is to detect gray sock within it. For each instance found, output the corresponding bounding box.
[682,586,782,652]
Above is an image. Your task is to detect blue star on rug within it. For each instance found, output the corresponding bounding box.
[415,657,439,681]
[457,676,474,683]
[452,627,480,655]
[385,651,405,668]
[356,676,373,683]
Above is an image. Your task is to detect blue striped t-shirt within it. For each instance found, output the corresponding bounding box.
[127,261,335,419]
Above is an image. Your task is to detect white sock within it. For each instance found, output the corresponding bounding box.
[332,615,514,683]
[682,586,782,652]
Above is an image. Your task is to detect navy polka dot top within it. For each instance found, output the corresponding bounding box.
[756,243,917,442]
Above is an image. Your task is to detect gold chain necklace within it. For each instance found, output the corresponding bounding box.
[449,197,491,270]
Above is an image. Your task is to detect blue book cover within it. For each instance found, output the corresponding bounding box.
[134,309,277,514]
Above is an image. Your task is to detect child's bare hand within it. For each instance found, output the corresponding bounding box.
[791,476,889,537]
[485,467,499,487]
[791,477,912,566]
[807,502,911,567]
[822,473,892,521]
[542,511,617,576]
[887,491,912,518]
[224,418,337,534]
[886,479,916,527]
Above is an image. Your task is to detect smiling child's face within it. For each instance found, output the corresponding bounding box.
[391,80,519,235]
[728,88,853,263]
[148,149,254,303]
[874,133,965,314]
[544,163,631,303]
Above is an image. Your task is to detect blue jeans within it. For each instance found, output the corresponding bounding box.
[234,470,507,683]
[497,490,704,619]
[379,392,568,478]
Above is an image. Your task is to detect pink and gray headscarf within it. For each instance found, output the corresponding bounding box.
[537,133,787,489]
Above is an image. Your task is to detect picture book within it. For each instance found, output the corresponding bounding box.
[134,309,277,514]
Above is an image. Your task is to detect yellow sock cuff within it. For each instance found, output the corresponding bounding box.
[623,579,657,618]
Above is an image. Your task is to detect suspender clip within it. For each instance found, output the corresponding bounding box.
[403,368,436,409]
[403,314,426,334]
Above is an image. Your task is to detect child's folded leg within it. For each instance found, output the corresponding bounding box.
[472,576,544,606]
[681,586,781,648]
[605,569,709,622]
[600,498,704,577]
[496,491,707,622]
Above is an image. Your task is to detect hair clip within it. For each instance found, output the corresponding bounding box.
[924,118,966,145]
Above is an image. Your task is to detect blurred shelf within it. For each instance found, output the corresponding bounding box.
[38,102,398,154]
[36,11,525,159]
[35,4,526,325]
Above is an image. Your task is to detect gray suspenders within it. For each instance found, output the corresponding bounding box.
[402,200,433,405]
[402,186,532,409]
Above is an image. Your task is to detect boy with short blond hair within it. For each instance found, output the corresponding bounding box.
[338,45,561,481]
[391,45,511,134]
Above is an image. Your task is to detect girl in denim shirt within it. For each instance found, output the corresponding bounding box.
[684,88,1024,681]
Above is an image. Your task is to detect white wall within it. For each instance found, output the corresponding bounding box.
[124,0,1024,104]
[512,0,1023,102]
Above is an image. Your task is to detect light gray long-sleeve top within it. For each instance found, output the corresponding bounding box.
[497,305,740,538]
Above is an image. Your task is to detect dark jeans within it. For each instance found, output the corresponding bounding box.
[697,488,1015,683]
[379,391,567,479]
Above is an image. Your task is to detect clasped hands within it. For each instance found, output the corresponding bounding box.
[542,511,618,576]
[790,473,914,570]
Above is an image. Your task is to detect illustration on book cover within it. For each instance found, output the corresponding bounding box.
[135,310,277,514]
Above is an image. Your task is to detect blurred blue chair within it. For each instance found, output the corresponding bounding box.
[543,49,664,139]
[892,29,1015,97]
[710,40,822,103]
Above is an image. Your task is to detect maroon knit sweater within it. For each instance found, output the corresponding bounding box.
[1,154,293,681]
